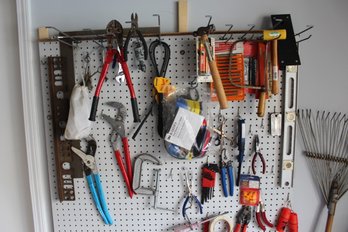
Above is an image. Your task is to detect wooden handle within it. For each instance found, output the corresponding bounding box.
[325,213,334,232]
[257,91,266,117]
[271,40,279,95]
[209,60,228,109]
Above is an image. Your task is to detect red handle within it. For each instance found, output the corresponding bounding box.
[242,225,247,232]
[261,211,274,228]
[114,150,133,198]
[288,212,298,232]
[95,49,114,96]
[256,212,266,231]
[122,137,133,186]
[233,224,241,232]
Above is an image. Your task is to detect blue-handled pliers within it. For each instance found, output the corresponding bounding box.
[71,139,113,225]
[182,171,203,221]
[220,148,234,197]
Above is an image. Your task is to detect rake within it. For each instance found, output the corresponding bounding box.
[297,109,348,232]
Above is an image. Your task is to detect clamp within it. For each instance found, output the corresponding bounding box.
[101,102,134,198]
[252,135,266,174]
[89,20,140,123]
[132,153,161,195]
[124,13,148,62]
[71,139,113,224]
[233,206,251,232]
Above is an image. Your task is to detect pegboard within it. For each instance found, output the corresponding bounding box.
[39,35,293,232]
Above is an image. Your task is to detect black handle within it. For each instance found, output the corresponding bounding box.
[131,98,140,123]
[89,96,99,121]
[157,94,164,138]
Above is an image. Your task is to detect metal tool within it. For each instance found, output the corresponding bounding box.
[71,139,113,224]
[132,153,161,195]
[236,117,246,186]
[124,13,148,72]
[101,102,134,198]
[220,148,234,197]
[251,135,266,175]
[182,171,203,221]
[255,196,273,231]
[297,109,348,232]
[89,20,140,122]
[233,206,251,232]
[193,23,228,109]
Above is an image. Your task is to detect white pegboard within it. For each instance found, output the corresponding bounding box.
[39,35,292,232]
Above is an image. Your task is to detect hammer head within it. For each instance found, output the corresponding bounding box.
[193,24,215,37]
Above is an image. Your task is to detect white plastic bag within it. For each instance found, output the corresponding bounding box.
[64,84,92,140]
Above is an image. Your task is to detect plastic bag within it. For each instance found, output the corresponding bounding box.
[162,84,212,159]
[64,84,92,140]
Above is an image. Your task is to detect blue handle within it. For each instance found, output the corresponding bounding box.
[87,175,112,225]
[182,196,190,218]
[94,174,113,225]
[193,195,203,214]
[221,167,228,197]
[227,166,234,196]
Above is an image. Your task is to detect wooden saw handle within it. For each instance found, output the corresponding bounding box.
[257,91,266,117]
[271,39,279,95]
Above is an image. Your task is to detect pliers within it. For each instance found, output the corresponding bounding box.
[101,102,134,198]
[233,206,251,232]
[220,148,234,197]
[71,139,113,225]
[255,196,274,231]
[123,13,148,62]
[182,171,203,221]
[252,135,266,174]
[89,20,140,123]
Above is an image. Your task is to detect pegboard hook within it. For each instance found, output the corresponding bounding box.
[220,24,234,40]
[205,15,213,26]
[239,24,255,40]
[153,14,161,41]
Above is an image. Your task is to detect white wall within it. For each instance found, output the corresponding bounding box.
[7,0,348,231]
[0,0,35,231]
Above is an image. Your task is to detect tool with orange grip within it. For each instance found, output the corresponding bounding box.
[193,24,228,109]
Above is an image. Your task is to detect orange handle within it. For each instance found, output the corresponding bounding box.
[257,91,266,117]
[271,40,279,95]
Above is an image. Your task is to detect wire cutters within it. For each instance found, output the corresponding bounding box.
[123,13,148,62]
[220,148,234,197]
[233,206,251,232]
[255,196,274,231]
[89,20,140,123]
[182,171,203,221]
[252,135,266,174]
[71,139,113,225]
[102,102,134,198]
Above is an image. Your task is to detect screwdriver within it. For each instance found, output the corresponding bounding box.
[236,118,246,186]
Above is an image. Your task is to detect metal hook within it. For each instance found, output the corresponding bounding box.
[220,24,234,40]
[153,14,161,41]
[239,24,255,40]
[297,35,312,44]
[205,15,212,26]
[295,25,314,37]
[46,26,80,49]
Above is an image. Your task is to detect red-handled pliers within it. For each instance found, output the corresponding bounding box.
[255,196,274,231]
[102,102,134,198]
[89,20,140,123]
[234,206,251,232]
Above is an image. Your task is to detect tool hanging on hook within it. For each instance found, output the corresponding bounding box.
[193,17,228,110]
[89,19,141,123]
